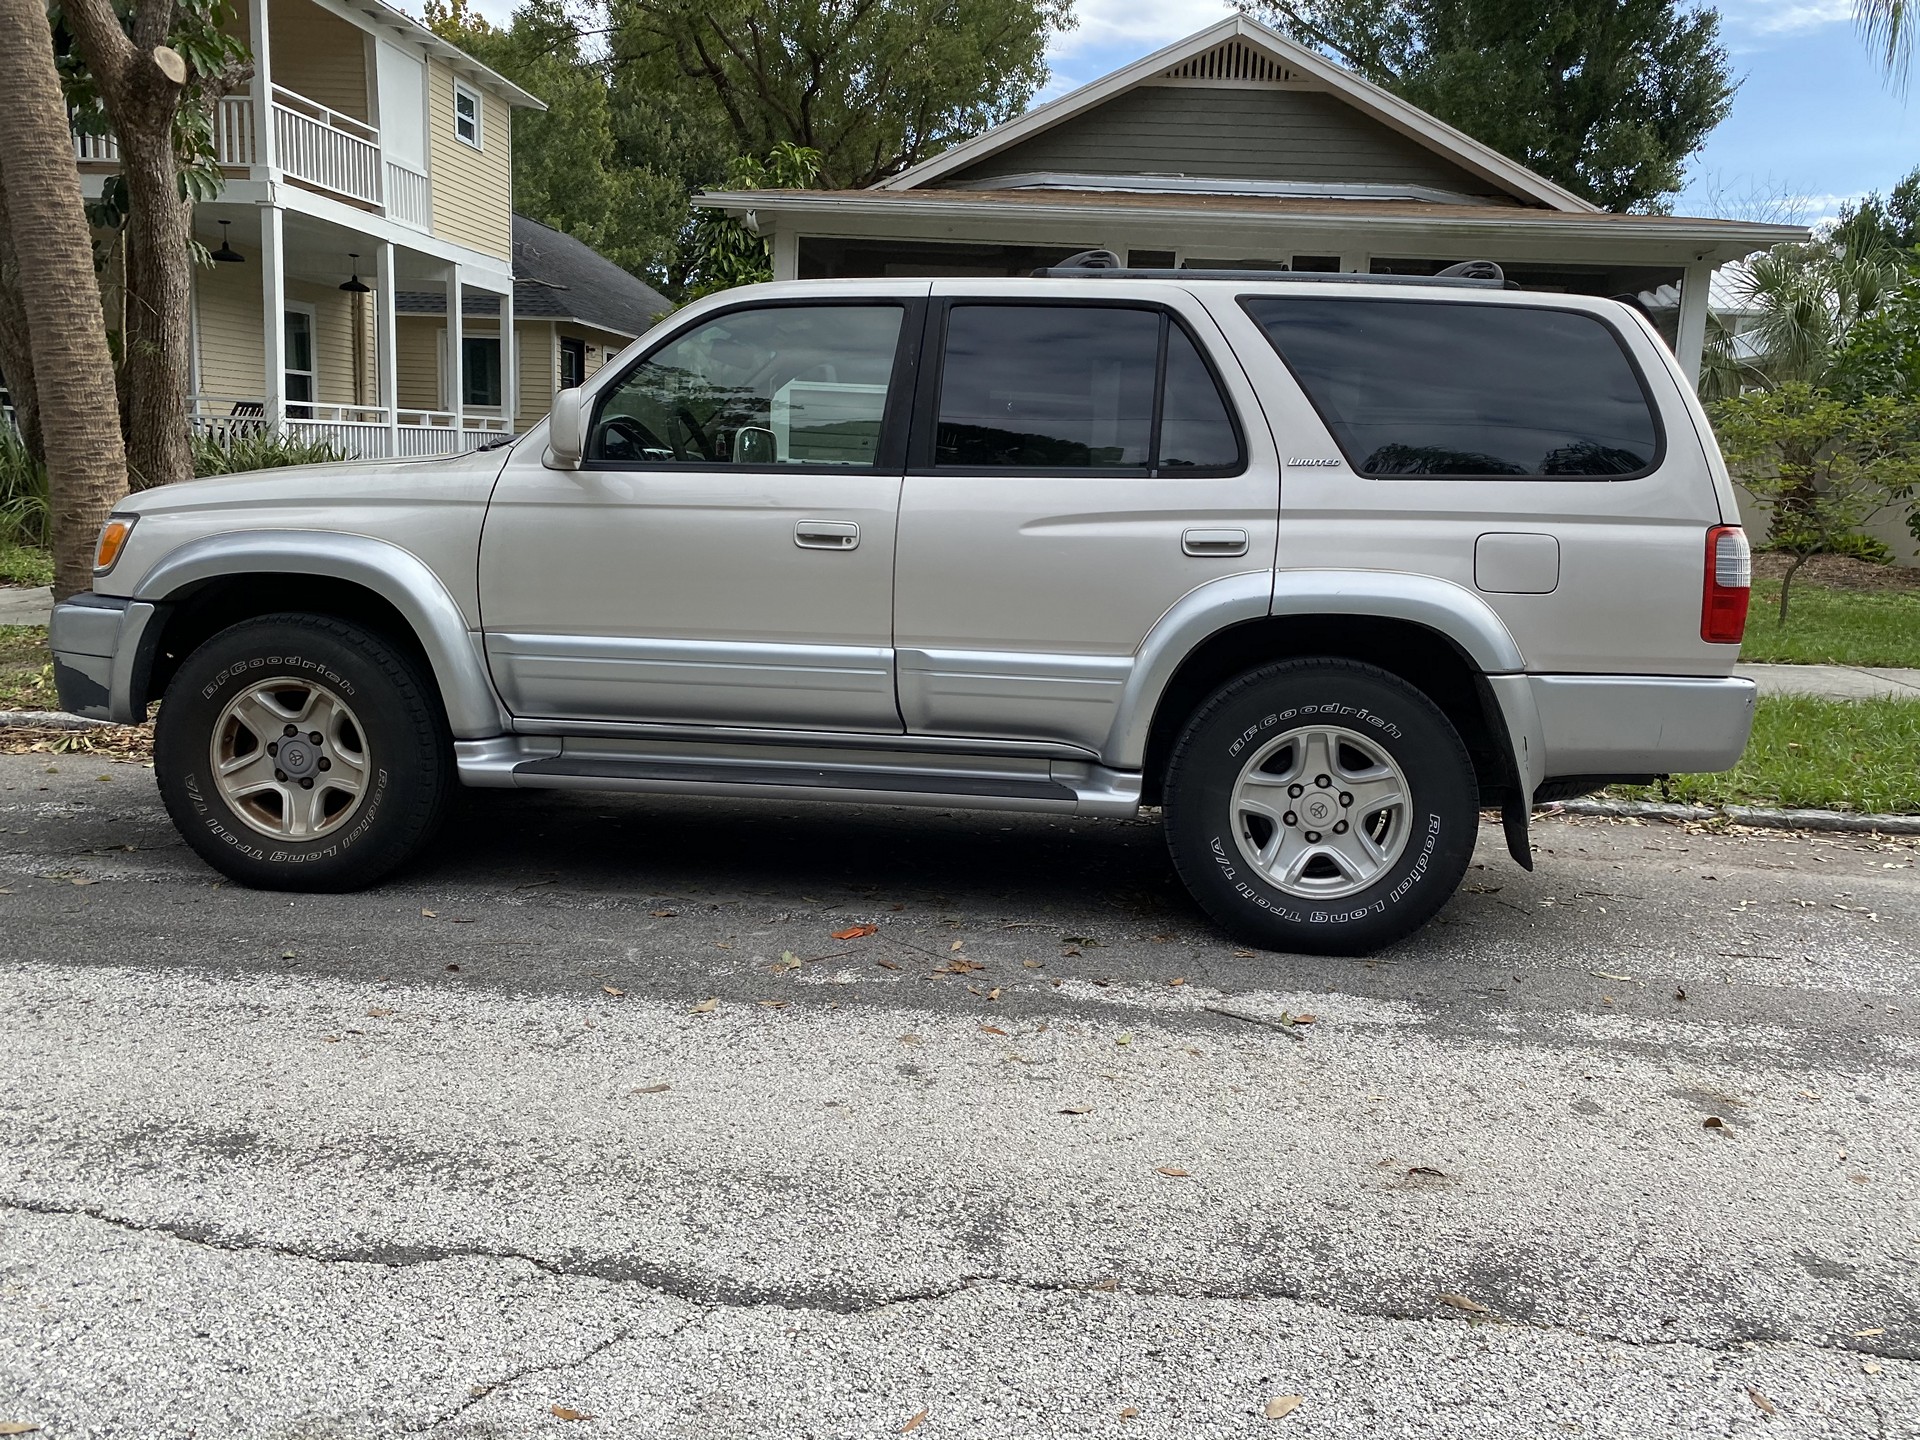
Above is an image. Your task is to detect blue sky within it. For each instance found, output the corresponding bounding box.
[457,0,1909,223]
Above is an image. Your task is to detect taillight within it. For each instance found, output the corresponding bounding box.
[1701,525,1750,644]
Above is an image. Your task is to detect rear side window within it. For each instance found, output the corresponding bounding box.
[1242,297,1660,479]
[933,304,1242,473]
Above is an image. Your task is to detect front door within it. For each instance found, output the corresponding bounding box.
[480,292,925,731]
[891,285,1280,754]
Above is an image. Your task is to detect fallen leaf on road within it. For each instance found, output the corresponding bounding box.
[1293,1013,1317,1025]
[550,1406,594,1421]
[1703,1116,1728,1130]
[1864,1362,1883,1374]
[934,958,984,975]
[1438,1293,1490,1315]
[445,964,460,972]
[421,909,436,917]
[650,909,678,917]
[832,924,877,940]
[1407,1166,1447,1178]
[1590,970,1635,982]
[1119,1405,1140,1418]
[875,958,902,970]
[1233,949,1255,958]
[1022,960,1043,969]
[690,997,717,1013]
[468,1384,493,1397]
[758,1000,788,1009]
[1854,1326,1886,1338]
[1746,1387,1777,1416]
[0,1424,42,1435]
[1060,1103,1094,1115]
[950,939,966,950]
[1155,1165,1191,1177]
[979,1025,1008,1036]
[1264,1396,1302,1419]
[901,1407,929,1433]
[602,986,625,998]
[986,987,1001,1001]
[366,1007,393,1018]
[631,1084,670,1094]
[772,952,803,973]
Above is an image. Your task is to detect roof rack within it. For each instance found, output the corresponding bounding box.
[1031,250,1510,288]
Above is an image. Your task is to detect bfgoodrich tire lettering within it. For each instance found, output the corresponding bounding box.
[1164,659,1478,955]
[155,614,452,891]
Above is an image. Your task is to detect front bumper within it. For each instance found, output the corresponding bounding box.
[48,595,158,724]
[1529,673,1757,779]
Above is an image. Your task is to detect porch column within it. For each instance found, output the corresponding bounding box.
[260,205,285,428]
[770,227,799,282]
[378,240,398,456]
[1676,260,1714,392]
[447,262,464,439]
[500,281,516,433]
[248,0,274,172]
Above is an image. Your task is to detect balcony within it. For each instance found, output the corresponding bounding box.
[73,86,431,232]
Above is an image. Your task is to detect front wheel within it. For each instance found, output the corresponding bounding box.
[154,614,452,890]
[1163,659,1478,955]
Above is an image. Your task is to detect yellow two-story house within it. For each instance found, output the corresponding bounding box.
[71,0,666,457]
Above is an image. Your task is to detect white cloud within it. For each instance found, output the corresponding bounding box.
[1719,0,1854,37]
[1047,0,1237,61]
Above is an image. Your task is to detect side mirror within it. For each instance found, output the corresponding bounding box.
[546,387,585,469]
[735,425,777,466]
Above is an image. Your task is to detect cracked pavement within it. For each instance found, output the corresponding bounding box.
[1,752,1917,1438]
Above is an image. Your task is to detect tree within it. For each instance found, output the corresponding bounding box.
[1712,384,1920,621]
[1857,0,1914,86]
[0,0,129,599]
[681,142,819,296]
[611,0,1074,190]
[54,0,248,490]
[1833,166,1920,259]
[1244,0,1735,212]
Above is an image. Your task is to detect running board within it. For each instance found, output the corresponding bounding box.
[454,736,1143,817]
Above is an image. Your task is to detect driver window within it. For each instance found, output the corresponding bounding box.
[588,304,904,467]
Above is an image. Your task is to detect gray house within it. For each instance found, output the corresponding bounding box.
[695,14,1804,384]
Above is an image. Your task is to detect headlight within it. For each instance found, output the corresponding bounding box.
[93,515,137,574]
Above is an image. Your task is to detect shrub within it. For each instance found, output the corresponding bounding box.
[0,427,50,549]
[191,428,345,477]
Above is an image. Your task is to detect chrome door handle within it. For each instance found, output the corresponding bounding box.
[795,520,859,550]
[1182,528,1248,557]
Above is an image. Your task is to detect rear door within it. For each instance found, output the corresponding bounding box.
[890,281,1280,754]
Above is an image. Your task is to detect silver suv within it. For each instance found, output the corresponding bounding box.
[50,267,1756,954]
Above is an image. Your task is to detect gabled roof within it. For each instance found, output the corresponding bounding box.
[352,0,546,110]
[877,14,1597,214]
[394,217,672,339]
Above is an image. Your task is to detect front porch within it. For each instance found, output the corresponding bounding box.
[189,205,518,460]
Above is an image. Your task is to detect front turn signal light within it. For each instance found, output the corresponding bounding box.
[94,515,136,574]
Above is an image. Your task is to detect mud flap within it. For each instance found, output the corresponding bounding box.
[1502,792,1534,871]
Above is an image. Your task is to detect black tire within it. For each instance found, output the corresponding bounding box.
[154,613,453,891]
[1163,659,1478,956]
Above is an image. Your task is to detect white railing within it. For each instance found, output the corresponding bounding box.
[385,161,430,229]
[273,85,381,206]
[71,122,119,164]
[188,397,511,457]
[213,96,257,166]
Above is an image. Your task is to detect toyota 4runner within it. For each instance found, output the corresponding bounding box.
[50,265,1756,954]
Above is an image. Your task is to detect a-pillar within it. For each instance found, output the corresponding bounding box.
[1676,259,1715,392]
[260,206,285,429]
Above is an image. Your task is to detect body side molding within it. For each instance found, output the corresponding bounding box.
[131,531,508,738]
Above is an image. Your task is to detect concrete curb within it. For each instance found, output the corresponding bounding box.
[1556,798,1920,836]
[0,710,116,731]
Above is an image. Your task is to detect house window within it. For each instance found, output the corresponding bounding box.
[284,309,315,419]
[462,335,501,408]
[560,336,586,390]
[453,81,483,150]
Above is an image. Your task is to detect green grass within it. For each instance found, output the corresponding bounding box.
[1610,695,1920,814]
[1739,580,1920,666]
[0,542,53,588]
[0,625,52,711]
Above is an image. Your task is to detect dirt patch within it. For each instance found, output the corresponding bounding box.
[1751,552,1920,593]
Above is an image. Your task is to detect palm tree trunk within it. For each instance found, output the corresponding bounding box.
[0,0,129,600]
[0,172,47,463]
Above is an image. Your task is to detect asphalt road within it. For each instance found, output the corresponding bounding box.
[1,752,1916,1439]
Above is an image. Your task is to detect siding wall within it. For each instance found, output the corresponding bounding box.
[428,59,512,259]
[942,84,1517,202]
[517,320,553,433]
[269,0,369,121]
[397,315,443,411]
[193,258,266,401]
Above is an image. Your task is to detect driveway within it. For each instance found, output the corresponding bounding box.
[1,753,1915,1438]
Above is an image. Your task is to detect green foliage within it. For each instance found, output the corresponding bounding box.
[1710,383,1920,619]
[681,144,820,298]
[189,428,344,477]
[1246,0,1734,212]
[1610,695,1920,815]
[0,427,50,550]
[1830,274,1920,404]
[1834,168,1920,261]
[612,0,1073,190]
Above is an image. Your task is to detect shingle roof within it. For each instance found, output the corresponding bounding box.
[394,217,672,340]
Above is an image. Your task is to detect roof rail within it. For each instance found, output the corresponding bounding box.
[1031,254,1510,288]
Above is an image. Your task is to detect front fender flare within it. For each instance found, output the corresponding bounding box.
[131,531,506,739]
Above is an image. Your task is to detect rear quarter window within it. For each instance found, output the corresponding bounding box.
[1240,296,1662,479]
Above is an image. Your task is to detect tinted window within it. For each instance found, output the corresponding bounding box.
[935,305,1241,472]
[1159,323,1240,469]
[590,305,902,467]
[1242,297,1659,478]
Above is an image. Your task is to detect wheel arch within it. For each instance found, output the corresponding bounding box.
[126,532,505,738]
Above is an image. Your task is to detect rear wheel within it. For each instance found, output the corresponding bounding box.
[1163,659,1478,955]
[155,614,452,890]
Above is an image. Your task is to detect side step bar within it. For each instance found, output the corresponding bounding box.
[455,737,1144,818]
